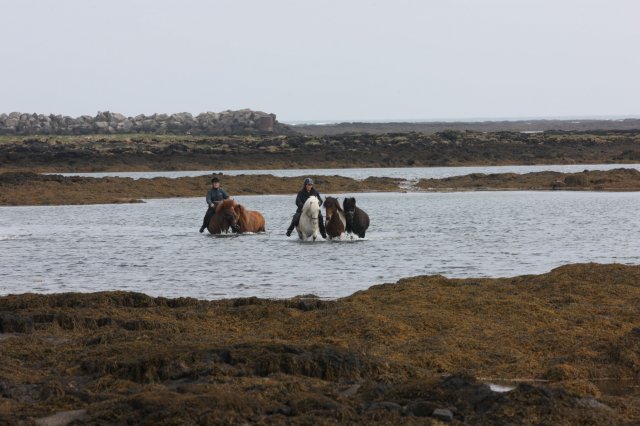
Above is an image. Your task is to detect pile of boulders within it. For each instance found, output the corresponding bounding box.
[0,109,291,135]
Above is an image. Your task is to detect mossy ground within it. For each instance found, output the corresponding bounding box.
[1,264,639,424]
[1,130,639,173]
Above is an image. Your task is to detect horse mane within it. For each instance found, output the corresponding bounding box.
[232,203,266,233]
[343,197,356,212]
[235,203,250,224]
[216,198,236,213]
[324,196,343,212]
[305,196,319,206]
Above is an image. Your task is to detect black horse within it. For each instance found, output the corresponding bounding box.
[342,197,369,238]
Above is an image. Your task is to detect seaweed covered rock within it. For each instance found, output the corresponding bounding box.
[1,264,640,423]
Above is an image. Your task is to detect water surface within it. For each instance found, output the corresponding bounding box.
[1,191,638,299]
[56,163,640,181]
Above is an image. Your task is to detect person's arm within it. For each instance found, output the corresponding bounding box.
[295,191,304,208]
[206,190,212,205]
[314,190,323,206]
[222,189,230,199]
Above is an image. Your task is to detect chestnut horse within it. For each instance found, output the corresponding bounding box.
[206,199,239,234]
[233,203,266,233]
[343,197,369,238]
[323,196,345,240]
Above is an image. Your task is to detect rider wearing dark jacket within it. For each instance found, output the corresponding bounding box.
[286,177,327,238]
[199,177,230,233]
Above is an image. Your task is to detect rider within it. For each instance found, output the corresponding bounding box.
[199,176,230,233]
[285,177,327,238]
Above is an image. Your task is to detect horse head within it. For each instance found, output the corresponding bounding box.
[343,197,356,220]
[323,196,341,222]
[217,199,241,232]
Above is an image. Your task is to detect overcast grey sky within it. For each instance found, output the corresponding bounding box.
[1,0,639,122]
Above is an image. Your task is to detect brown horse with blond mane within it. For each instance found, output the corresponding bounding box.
[233,203,266,233]
[206,199,266,234]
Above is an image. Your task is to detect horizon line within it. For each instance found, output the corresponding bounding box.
[282,114,640,125]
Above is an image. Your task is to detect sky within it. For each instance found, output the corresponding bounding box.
[1,0,639,122]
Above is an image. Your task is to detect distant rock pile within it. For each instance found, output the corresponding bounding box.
[0,109,291,135]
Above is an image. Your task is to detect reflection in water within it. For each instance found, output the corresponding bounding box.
[1,191,639,299]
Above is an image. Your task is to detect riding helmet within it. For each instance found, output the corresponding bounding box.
[211,177,220,183]
[304,178,314,185]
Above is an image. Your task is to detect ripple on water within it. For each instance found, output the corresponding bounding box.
[0,192,639,298]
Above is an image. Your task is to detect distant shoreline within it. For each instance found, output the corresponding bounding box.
[284,115,640,125]
[2,169,640,206]
[290,118,640,135]
[1,129,640,173]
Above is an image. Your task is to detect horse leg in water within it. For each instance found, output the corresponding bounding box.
[200,205,216,233]
[353,207,370,238]
[318,212,327,238]
[286,211,301,237]
[298,216,319,241]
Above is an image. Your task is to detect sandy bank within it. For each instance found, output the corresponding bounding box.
[1,263,639,424]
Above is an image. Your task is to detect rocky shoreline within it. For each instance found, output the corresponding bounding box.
[1,169,639,206]
[0,110,291,136]
[1,130,639,173]
[1,264,639,424]
[293,118,640,135]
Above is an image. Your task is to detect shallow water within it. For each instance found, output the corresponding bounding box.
[56,163,640,180]
[1,191,639,300]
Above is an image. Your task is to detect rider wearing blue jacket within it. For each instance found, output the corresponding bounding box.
[286,178,327,238]
[199,177,230,233]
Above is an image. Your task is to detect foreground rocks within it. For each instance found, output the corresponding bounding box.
[1,263,639,424]
[1,169,640,206]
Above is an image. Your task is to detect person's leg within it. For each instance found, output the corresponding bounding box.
[200,206,215,233]
[286,211,301,236]
[318,212,327,238]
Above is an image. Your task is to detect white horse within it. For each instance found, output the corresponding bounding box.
[296,196,321,241]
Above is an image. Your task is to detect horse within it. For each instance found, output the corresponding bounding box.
[296,196,321,241]
[323,196,345,240]
[206,199,239,234]
[233,203,266,233]
[343,197,369,238]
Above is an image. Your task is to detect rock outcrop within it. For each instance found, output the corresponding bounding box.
[0,109,291,135]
